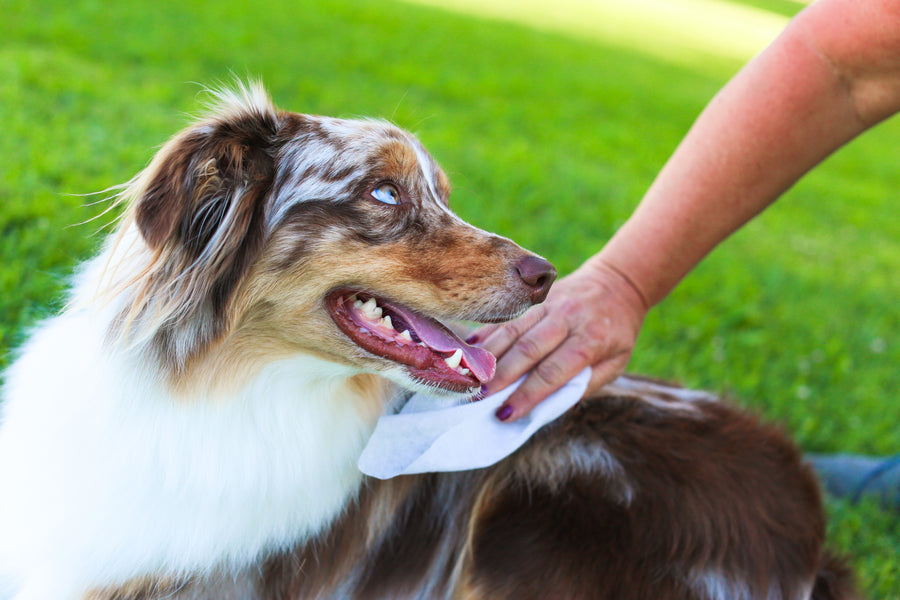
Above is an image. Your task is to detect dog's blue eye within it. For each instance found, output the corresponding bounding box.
[371,183,401,205]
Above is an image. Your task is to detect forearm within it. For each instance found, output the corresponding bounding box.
[480,0,900,417]
[597,0,900,307]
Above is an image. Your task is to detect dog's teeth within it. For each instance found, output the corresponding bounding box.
[417,342,427,347]
[444,349,463,369]
[380,316,393,330]
[400,330,412,341]
[353,299,364,310]
[458,367,470,376]
[361,298,382,319]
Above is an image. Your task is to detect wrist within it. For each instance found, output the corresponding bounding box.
[578,254,651,317]
[589,210,699,308]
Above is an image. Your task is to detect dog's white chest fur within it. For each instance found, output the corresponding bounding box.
[0,307,377,598]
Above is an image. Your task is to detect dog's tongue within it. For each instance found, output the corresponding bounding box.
[399,310,495,383]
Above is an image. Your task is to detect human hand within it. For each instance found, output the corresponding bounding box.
[470,257,648,421]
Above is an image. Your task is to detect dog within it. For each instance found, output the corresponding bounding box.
[0,83,857,600]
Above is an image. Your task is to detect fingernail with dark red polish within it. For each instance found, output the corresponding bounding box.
[496,404,513,421]
[466,334,480,344]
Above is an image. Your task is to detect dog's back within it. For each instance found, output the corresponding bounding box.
[90,377,858,600]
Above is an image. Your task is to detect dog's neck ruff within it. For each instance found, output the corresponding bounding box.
[0,289,383,595]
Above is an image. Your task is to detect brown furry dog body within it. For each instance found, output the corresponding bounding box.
[92,378,857,600]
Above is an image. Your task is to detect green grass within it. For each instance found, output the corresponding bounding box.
[2,0,899,594]
[405,0,792,71]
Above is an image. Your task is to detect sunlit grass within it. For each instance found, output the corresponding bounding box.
[403,0,791,72]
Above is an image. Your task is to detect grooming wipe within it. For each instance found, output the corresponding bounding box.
[358,368,591,479]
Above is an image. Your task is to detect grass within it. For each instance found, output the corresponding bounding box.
[2,0,899,594]
[404,0,792,70]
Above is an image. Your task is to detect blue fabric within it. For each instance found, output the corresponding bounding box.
[807,453,900,508]
[850,453,900,504]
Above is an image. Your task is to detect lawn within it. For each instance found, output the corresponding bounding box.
[3,0,899,595]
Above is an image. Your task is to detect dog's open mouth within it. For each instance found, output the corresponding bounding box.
[325,289,496,392]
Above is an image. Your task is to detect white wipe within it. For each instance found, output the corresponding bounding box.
[358,367,591,479]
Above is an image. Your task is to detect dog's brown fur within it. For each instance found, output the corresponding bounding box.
[91,377,857,600]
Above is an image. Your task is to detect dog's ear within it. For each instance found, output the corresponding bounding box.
[136,111,276,292]
[124,93,280,368]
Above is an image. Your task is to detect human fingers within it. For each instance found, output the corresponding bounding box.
[463,322,499,346]
[583,349,631,398]
[477,303,548,363]
[481,311,569,397]
[493,338,596,421]
[494,338,634,421]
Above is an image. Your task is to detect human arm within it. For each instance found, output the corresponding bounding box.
[478,0,900,421]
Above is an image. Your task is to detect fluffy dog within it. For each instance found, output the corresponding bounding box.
[0,83,856,600]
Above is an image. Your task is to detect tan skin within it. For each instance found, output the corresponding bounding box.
[474,0,900,421]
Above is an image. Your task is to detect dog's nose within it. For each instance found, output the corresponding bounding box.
[515,255,557,303]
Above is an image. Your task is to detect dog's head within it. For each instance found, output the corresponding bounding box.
[110,83,555,398]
